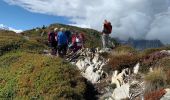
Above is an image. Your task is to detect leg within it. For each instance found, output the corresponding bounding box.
[63,44,67,56]
[58,45,62,57]
[105,34,109,48]
[102,34,106,48]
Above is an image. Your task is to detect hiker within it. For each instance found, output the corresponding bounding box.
[48,28,58,55]
[57,28,68,57]
[65,29,72,45]
[102,20,112,48]
[69,32,83,52]
[79,32,85,48]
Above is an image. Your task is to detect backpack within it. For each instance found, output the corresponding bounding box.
[57,31,68,45]
[103,22,112,34]
[48,32,56,42]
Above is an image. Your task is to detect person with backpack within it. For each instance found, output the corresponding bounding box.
[57,28,68,57]
[65,29,72,45]
[48,28,58,55]
[79,32,85,48]
[102,20,112,48]
[69,32,83,53]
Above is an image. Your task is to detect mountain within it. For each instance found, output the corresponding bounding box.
[116,38,164,50]
[0,24,22,33]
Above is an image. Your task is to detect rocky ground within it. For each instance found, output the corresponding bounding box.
[43,47,170,100]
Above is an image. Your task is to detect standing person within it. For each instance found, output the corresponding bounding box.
[102,20,112,48]
[65,29,72,45]
[48,28,57,55]
[79,32,85,49]
[57,28,68,57]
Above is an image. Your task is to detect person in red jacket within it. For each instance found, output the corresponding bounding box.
[48,28,58,55]
[69,32,84,53]
[102,20,112,48]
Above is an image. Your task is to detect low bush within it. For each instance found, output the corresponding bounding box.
[144,68,166,92]
[108,53,139,71]
[144,88,166,100]
[0,52,87,99]
[139,51,170,73]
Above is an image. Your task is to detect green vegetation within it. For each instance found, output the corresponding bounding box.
[145,68,166,92]
[0,51,86,99]
[0,30,87,99]
[107,45,138,71]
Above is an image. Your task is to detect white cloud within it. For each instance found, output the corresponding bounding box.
[0,24,23,33]
[3,0,170,43]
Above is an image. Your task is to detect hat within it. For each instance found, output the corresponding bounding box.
[54,28,58,32]
[60,28,64,31]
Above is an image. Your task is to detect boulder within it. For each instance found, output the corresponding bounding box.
[133,63,140,74]
[112,84,130,99]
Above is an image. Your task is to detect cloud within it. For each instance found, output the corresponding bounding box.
[3,0,170,44]
[0,24,23,33]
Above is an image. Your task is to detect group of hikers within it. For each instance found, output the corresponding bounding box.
[48,27,85,57]
[48,19,112,57]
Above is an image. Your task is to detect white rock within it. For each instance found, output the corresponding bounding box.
[133,63,140,74]
[112,84,130,100]
[92,53,100,64]
[160,50,170,54]
[149,67,153,72]
[161,88,170,100]
[111,71,122,88]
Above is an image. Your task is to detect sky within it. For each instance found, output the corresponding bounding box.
[0,0,71,30]
[1,0,170,44]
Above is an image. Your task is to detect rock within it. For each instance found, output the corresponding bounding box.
[161,88,170,100]
[160,50,170,54]
[92,53,100,64]
[112,84,130,99]
[83,64,101,83]
[76,59,87,71]
[111,68,131,88]
[133,63,140,74]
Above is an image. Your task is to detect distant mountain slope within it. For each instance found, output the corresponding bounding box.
[0,24,22,33]
[116,38,164,50]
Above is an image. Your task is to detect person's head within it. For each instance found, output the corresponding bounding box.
[60,28,64,32]
[104,19,108,24]
[54,28,58,32]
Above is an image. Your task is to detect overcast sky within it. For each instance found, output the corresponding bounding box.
[2,0,170,44]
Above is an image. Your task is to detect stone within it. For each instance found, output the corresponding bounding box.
[133,63,140,74]
[112,84,130,100]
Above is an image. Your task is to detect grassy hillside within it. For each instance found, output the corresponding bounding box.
[0,30,87,99]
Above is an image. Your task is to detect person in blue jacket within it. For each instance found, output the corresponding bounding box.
[57,28,68,57]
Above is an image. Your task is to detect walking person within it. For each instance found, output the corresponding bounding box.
[48,28,58,55]
[102,20,112,48]
[57,28,68,57]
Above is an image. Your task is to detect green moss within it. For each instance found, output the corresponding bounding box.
[0,52,86,99]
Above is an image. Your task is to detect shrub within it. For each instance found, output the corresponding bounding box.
[154,57,170,85]
[21,39,47,53]
[0,52,87,99]
[144,68,166,92]
[108,53,139,71]
[144,88,166,100]
[0,36,24,56]
[140,51,170,73]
